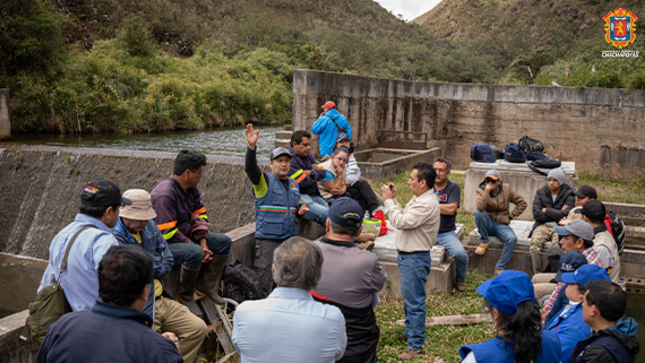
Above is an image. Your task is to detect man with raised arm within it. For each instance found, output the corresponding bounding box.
[245,124,310,297]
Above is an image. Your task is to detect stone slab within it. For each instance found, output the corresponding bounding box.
[464,160,578,220]
[380,260,455,296]
[0,310,38,363]
[468,220,553,252]
[354,147,443,182]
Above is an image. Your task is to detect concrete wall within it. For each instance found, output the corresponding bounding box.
[292,70,645,178]
[0,89,9,140]
[0,145,262,259]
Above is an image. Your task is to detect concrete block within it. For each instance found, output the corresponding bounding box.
[379,260,455,296]
[467,220,551,275]
[0,310,38,363]
[275,130,293,140]
[373,223,465,262]
[354,147,442,182]
[0,89,9,140]
[274,139,290,149]
[464,161,577,220]
[604,202,645,227]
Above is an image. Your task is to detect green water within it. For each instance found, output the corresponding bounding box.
[6,125,284,157]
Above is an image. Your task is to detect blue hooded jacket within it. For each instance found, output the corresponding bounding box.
[311,109,352,157]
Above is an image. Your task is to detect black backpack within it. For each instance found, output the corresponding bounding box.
[222,260,263,304]
[527,159,562,175]
[519,136,545,154]
[607,211,626,255]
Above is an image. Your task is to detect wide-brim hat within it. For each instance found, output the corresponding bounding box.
[118,189,156,221]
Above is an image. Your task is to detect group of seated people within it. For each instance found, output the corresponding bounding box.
[33,105,639,363]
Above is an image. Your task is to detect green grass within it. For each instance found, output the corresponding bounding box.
[375,270,495,362]
[579,170,645,205]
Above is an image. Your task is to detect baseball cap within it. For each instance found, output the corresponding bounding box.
[561,264,610,285]
[119,189,157,221]
[270,147,292,161]
[576,185,598,199]
[484,170,499,181]
[559,206,583,225]
[328,197,364,228]
[321,101,336,109]
[554,220,594,242]
[477,270,535,315]
[336,132,350,143]
[581,199,606,222]
[81,178,131,207]
[555,250,588,283]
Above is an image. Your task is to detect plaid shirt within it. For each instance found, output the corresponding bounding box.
[543,248,604,312]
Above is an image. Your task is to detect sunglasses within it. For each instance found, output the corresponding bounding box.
[484,179,498,183]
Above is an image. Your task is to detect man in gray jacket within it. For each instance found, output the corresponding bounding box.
[530,168,575,275]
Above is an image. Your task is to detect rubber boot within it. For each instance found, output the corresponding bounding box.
[177,265,202,317]
[530,253,542,276]
[196,254,228,305]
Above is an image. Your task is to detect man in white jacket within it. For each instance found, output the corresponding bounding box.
[382,163,440,361]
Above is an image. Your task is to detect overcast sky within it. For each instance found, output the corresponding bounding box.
[374,0,443,22]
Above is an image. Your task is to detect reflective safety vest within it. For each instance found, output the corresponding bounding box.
[254,173,300,240]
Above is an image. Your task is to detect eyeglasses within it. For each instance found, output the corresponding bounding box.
[484,179,497,184]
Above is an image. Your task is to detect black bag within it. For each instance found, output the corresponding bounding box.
[22,225,95,344]
[222,259,263,304]
[519,136,545,154]
[471,143,497,163]
[503,142,527,163]
[607,211,626,255]
[526,150,550,161]
[527,159,562,175]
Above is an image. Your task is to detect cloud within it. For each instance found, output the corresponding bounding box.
[374,0,442,21]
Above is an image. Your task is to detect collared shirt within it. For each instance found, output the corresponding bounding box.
[232,287,347,363]
[38,214,118,312]
[36,301,182,363]
[544,248,603,313]
[384,189,440,252]
[313,237,387,308]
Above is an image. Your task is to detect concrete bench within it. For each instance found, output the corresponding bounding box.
[373,224,463,295]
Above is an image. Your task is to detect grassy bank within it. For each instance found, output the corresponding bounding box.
[375,270,495,362]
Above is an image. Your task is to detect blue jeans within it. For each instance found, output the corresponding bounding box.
[397,251,431,351]
[300,194,328,226]
[474,210,517,270]
[435,231,468,282]
[168,233,232,269]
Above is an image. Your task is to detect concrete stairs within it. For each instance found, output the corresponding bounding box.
[274,124,292,149]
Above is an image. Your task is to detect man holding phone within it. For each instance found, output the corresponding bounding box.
[473,169,527,275]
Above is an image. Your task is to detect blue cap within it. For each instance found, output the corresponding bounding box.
[561,264,610,285]
[477,270,535,315]
[328,197,364,228]
[336,132,350,143]
[555,251,588,283]
[484,169,499,180]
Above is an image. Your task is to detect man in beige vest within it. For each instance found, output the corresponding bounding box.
[581,200,620,282]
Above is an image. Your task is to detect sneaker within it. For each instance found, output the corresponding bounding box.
[494,269,504,276]
[357,241,375,251]
[398,347,424,361]
[455,281,466,293]
[475,242,489,255]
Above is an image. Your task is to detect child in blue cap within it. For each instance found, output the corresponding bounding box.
[546,264,610,363]
[459,270,561,363]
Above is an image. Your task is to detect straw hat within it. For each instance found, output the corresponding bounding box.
[119,189,157,221]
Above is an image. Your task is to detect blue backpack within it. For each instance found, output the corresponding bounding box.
[471,143,497,163]
[526,150,550,161]
[504,142,526,163]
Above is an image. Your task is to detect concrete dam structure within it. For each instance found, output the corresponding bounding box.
[291,69,645,179]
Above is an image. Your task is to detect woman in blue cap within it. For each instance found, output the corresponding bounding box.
[459,270,561,363]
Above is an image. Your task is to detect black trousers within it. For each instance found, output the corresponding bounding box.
[346,179,380,214]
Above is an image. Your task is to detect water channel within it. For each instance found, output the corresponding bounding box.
[7,125,285,157]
